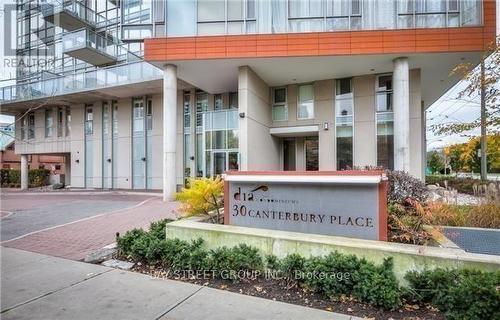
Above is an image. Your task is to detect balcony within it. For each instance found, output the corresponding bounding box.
[63,29,118,66]
[0,61,163,106]
[40,0,106,31]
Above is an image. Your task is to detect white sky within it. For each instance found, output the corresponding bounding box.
[0,0,499,146]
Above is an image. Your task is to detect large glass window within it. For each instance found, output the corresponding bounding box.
[184,92,191,129]
[183,92,192,180]
[461,0,482,26]
[289,0,323,32]
[396,0,481,28]
[197,0,257,35]
[196,92,208,177]
[197,0,225,35]
[167,0,197,36]
[65,107,71,137]
[21,116,26,141]
[28,113,35,140]
[105,0,482,40]
[214,94,224,110]
[229,92,238,109]
[122,0,152,24]
[196,92,208,129]
[376,75,393,112]
[297,84,314,120]
[146,99,153,131]
[57,107,63,137]
[203,110,239,177]
[326,0,362,31]
[335,78,353,170]
[45,109,53,138]
[272,87,287,121]
[376,75,394,170]
[85,106,93,135]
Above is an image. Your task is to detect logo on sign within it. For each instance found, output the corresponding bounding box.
[233,185,269,202]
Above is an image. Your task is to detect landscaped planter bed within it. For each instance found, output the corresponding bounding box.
[127,262,444,320]
[112,219,499,320]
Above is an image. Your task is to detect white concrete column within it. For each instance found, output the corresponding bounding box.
[393,57,410,172]
[163,64,177,201]
[20,154,28,190]
[64,154,71,186]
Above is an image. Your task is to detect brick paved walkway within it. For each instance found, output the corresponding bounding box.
[2,195,179,260]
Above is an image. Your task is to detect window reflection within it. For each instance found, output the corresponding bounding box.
[335,78,353,170]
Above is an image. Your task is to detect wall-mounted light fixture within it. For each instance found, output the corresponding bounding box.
[75,159,80,163]
[323,122,329,130]
[239,112,245,118]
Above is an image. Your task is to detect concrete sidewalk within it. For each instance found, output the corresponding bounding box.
[1,247,359,320]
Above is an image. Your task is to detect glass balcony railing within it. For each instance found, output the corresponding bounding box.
[40,0,107,29]
[63,28,117,64]
[0,61,162,104]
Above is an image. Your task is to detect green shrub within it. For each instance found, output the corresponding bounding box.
[0,169,10,186]
[117,228,147,257]
[265,254,280,270]
[162,238,209,271]
[209,244,263,279]
[273,252,401,310]
[0,169,50,188]
[301,253,360,297]
[148,219,171,241]
[117,218,173,263]
[9,170,21,185]
[28,169,49,187]
[352,258,401,310]
[405,268,500,319]
[280,253,306,280]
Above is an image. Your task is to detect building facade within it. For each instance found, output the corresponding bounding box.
[0,0,495,199]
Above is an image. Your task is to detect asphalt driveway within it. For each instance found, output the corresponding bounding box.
[0,192,178,260]
[0,193,153,241]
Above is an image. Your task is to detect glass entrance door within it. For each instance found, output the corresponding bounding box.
[305,136,319,171]
[283,139,296,171]
[102,102,112,189]
[213,152,226,175]
[208,151,239,176]
[132,99,146,189]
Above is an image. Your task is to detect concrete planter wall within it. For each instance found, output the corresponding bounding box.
[166,217,500,283]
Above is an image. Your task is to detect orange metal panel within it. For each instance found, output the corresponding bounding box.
[144,2,496,62]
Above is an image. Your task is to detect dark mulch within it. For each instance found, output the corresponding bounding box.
[129,263,444,320]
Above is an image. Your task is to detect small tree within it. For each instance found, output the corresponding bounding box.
[427,151,444,174]
[431,37,499,136]
[448,144,466,173]
[176,177,224,223]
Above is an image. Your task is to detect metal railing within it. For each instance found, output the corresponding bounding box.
[0,61,162,104]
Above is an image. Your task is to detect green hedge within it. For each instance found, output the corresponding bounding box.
[117,219,500,316]
[118,220,401,310]
[405,268,500,320]
[0,168,50,188]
